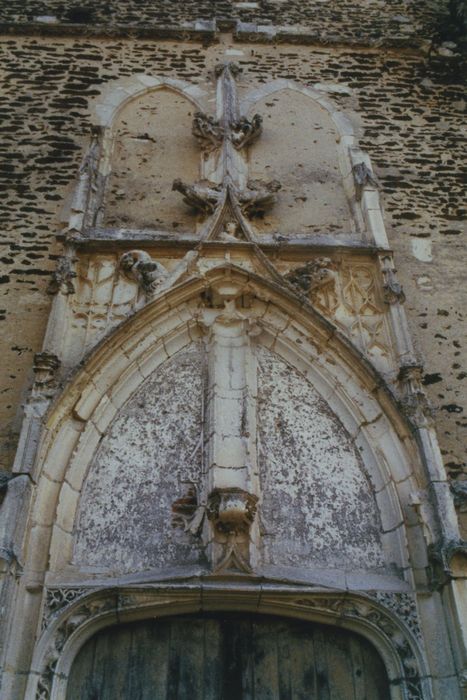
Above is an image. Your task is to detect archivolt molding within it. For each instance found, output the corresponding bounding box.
[20,264,426,582]
[29,586,430,700]
[90,73,207,129]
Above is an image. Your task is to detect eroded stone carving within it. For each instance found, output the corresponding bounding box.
[285,257,337,296]
[206,488,258,573]
[37,595,114,699]
[398,363,435,427]
[47,256,76,295]
[0,471,13,507]
[219,221,243,242]
[237,179,282,218]
[451,480,467,509]
[119,250,167,296]
[371,592,422,641]
[231,114,263,150]
[207,488,258,534]
[33,352,60,388]
[192,111,224,154]
[171,485,205,536]
[172,178,222,214]
[428,537,467,589]
[353,161,378,198]
[381,255,406,304]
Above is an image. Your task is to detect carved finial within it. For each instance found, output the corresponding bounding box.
[47,256,76,295]
[119,250,167,297]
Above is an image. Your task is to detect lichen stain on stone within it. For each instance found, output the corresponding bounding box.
[257,346,384,571]
[73,344,205,573]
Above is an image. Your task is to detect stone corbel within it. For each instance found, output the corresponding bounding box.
[47,256,77,295]
[206,488,258,573]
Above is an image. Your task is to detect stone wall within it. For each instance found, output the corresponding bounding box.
[1,31,465,509]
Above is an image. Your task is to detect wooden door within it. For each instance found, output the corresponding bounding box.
[66,613,390,700]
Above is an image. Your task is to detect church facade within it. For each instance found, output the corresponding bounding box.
[0,1,465,697]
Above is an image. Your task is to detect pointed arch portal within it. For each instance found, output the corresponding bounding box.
[65,613,391,700]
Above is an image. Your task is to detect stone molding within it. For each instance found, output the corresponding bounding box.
[31,586,430,700]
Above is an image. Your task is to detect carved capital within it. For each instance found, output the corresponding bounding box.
[47,256,76,295]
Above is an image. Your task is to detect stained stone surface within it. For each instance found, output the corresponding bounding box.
[248,89,354,236]
[74,344,205,573]
[257,346,384,571]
